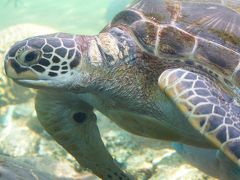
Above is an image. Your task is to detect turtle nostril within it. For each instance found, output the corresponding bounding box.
[24,51,39,62]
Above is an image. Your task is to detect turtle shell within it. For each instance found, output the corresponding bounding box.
[111,0,240,90]
[113,0,240,52]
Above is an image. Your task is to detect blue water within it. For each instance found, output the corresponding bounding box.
[0,0,122,34]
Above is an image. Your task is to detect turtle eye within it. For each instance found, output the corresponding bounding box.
[19,50,41,65]
[25,51,38,62]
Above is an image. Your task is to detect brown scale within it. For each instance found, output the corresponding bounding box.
[129,21,220,87]
[143,23,240,90]
[132,0,174,24]
[131,20,159,54]
[131,0,240,91]
[177,1,240,53]
[157,25,195,56]
[166,0,181,22]
[194,39,240,75]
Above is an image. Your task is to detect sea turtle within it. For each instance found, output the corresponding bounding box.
[3,0,240,179]
[0,24,56,125]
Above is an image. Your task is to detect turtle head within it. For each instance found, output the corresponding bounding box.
[4,33,85,90]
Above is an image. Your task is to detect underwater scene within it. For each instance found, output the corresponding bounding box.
[1,0,240,179]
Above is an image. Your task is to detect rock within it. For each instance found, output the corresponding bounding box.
[0,154,58,180]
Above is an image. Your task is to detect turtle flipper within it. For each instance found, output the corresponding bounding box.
[173,143,240,180]
[35,91,132,180]
[158,68,240,166]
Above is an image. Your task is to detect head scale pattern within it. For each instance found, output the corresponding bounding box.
[7,33,81,77]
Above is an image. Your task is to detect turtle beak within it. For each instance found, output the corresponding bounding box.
[4,57,49,88]
[4,58,19,78]
[4,58,37,80]
[4,56,49,88]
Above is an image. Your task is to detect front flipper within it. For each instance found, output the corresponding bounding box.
[158,68,240,166]
[35,90,132,180]
[173,143,240,180]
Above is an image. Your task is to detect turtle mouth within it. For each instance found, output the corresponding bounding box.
[4,58,38,79]
[5,58,53,89]
[13,79,51,89]
[14,78,74,91]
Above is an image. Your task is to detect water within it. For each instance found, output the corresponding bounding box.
[0,0,111,35]
[0,0,238,179]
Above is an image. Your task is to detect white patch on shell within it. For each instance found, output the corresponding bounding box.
[233,62,240,87]
[191,38,198,55]
[98,33,120,64]
[154,26,164,56]
[123,40,129,58]
[88,39,102,66]
[207,6,217,10]
[169,2,182,25]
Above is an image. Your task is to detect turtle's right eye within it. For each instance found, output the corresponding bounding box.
[18,49,41,66]
[25,51,39,62]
